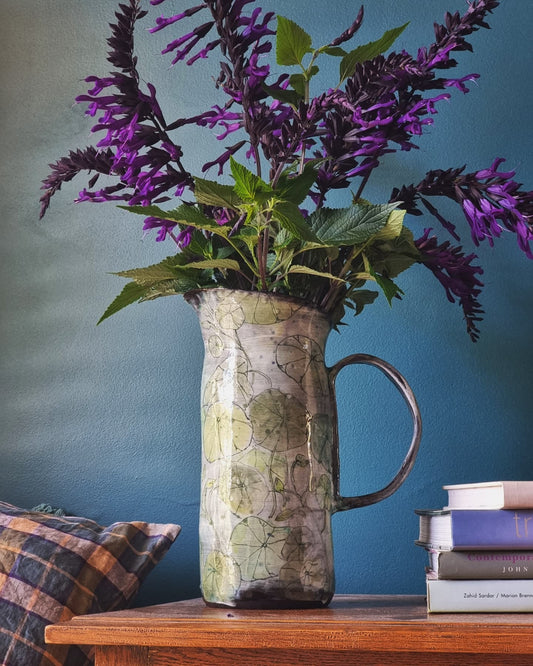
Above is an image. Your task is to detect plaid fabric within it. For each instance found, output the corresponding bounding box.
[0,502,180,666]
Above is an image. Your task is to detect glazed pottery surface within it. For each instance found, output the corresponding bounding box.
[186,288,421,608]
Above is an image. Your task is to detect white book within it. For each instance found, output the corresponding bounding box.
[426,578,533,612]
[444,481,533,510]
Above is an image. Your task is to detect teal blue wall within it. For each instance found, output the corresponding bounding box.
[1,0,532,605]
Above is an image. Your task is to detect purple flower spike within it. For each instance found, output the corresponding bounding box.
[416,229,484,341]
[391,159,533,260]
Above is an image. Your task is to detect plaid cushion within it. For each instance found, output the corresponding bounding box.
[0,502,181,666]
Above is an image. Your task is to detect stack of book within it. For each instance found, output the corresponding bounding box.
[415,480,533,612]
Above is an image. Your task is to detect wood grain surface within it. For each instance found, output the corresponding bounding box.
[45,595,533,665]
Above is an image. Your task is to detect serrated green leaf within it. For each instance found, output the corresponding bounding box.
[263,83,302,108]
[186,230,211,257]
[276,16,313,66]
[232,226,260,252]
[119,204,229,236]
[271,201,320,242]
[113,256,183,284]
[289,73,306,97]
[272,227,293,251]
[177,258,241,272]
[368,227,420,278]
[346,289,379,316]
[308,203,399,246]
[373,208,406,241]
[215,245,236,260]
[97,282,154,324]
[288,265,346,282]
[320,45,347,57]
[275,163,318,206]
[230,157,272,202]
[339,22,409,82]
[371,269,403,306]
[139,278,201,301]
[194,177,242,210]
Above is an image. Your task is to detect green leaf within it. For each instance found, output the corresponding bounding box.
[138,279,195,301]
[120,204,229,236]
[373,208,406,241]
[339,23,409,82]
[276,16,313,66]
[271,201,320,242]
[113,256,183,284]
[346,289,379,316]
[308,203,399,246]
[368,227,420,278]
[194,177,242,210]
[186,230,211,257]
[177,258,241,272]
[275,163,318,206]
[371,269,403,306]
[98,252,217,323]
[320,45,347,57]
[263,83,302,108]
[272,227,293,250]
[230,157,272,202]
[97,282,154,325]
[288,265,346,282]
[232,226,260,253]
[288,73,306,97]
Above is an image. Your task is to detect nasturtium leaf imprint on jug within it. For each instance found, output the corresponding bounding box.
[276,335,328,395]
[201,550,239,602]
[240,291,303,325]
[203,403,252,461]
[230,516,290,581]
[219,463,269,517]
[249,389,308,452]
[203,355,255,407]
[215,300,246,330]
[310,413,333,469]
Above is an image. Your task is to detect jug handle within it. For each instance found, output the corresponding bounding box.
[329,353,421,512]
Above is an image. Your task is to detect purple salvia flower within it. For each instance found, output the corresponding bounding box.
[142,216,178,242]
[390,159,533,259]
[162,21,215,65]
[415,229,485,342]
[444,73,480,92]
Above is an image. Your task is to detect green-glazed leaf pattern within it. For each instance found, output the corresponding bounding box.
[193,289,338,606]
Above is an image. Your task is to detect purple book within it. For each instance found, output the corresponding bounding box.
[415,509,533,550]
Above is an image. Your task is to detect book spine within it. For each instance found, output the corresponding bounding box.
[430,550,533,579]
[451,510,533,549]
[426,579,533,612]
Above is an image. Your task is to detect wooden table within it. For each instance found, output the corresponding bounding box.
[45,594,533,665]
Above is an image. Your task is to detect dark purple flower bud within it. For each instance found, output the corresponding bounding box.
[329,6,364,47]
[150,4,206,33]
[202,140,246,175]
[162,21,215,64]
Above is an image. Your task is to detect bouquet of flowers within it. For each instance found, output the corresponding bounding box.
[40,0,532,340]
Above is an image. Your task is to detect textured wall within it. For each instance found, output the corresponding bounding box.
[1,0,532,605]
